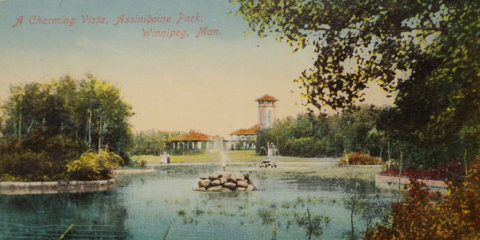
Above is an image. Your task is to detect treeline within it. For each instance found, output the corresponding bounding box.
[0,75,134,181]
[258,103,477,169]
[131,130,182,156]
[257,105,384,158]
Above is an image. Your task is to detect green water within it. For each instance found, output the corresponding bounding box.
[0,165,400,239]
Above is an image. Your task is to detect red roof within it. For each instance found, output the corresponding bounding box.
[256,94,279,102]
[166,131,215,142]
[230,124,259,135]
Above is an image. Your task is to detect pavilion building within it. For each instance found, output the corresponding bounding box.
[229,124,259,150]
[166,131,225,155]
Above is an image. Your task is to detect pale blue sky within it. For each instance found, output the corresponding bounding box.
[0,0,392,138]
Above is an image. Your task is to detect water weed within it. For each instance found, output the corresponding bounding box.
[177,210,187,216]
[193,207,205,216]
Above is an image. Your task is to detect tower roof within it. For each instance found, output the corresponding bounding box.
[256,94,279,102]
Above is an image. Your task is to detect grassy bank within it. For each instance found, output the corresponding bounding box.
[133,150,337,164]
[133,150,383,181]
[133,150,265,164]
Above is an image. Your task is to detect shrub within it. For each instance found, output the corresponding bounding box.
[66,148,122,180]
[340,152,383,165]
[0,132,89,181]
[364,157,480,240]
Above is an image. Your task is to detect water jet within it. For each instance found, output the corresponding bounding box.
[258,143,278,168]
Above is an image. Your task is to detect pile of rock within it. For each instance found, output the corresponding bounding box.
[193,171,255,192]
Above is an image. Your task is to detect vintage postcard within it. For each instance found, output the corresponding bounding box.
[1,0,479,239]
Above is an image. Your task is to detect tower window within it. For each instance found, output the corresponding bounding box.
[268,110,272,125]
[260,110,264,125]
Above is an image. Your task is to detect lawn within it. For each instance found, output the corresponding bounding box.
[133,150,265,164]
[133,150,339,164]
[132,150,383,180]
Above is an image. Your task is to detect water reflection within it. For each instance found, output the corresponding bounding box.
[1,165,400,239]
[0,191,128,239]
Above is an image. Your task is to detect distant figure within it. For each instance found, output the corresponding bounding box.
[167,154,171,164]
[161,152,168,164]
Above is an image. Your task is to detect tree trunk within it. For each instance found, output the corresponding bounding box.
[88,109,92,148]
[98,113,103,153]
[18,102,22,141]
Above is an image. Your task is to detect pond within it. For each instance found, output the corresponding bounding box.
[0,165,401,239]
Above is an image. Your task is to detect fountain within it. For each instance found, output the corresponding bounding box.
[217,138,228,171]
[258,143,278,168]
[192,137,256,192]
[207,137,229,170]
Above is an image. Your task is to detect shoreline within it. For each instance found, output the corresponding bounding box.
[0,179,116,195]
[0,162,387,195]
[375,174,447,189]
[116,168,156,174]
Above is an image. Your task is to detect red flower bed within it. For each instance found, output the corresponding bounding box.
[380,161,464,181]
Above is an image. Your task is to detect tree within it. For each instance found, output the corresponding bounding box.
[0,75,134,180]
[132,130,171,156]
[256,107,385,158]
[232,0,459,110]
[232,0,480,165]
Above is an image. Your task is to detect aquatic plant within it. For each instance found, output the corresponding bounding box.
[163,221,173,240]
[182,216,196,225]
[281,201,291,209]
[294,208,330,240]
[218,210,229,216]
[193,207,205,216]
[177,210,186,217]
[258,209,276,225]
[343,186,366,240]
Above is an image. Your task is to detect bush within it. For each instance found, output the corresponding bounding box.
[340,152,383,165]
[127,159,148,169]
[0,150,54,181]
[66,148,121,180]
[0,132,88,181]
[364,157,480,240]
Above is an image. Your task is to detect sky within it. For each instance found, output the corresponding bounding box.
[0,0,393,138]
